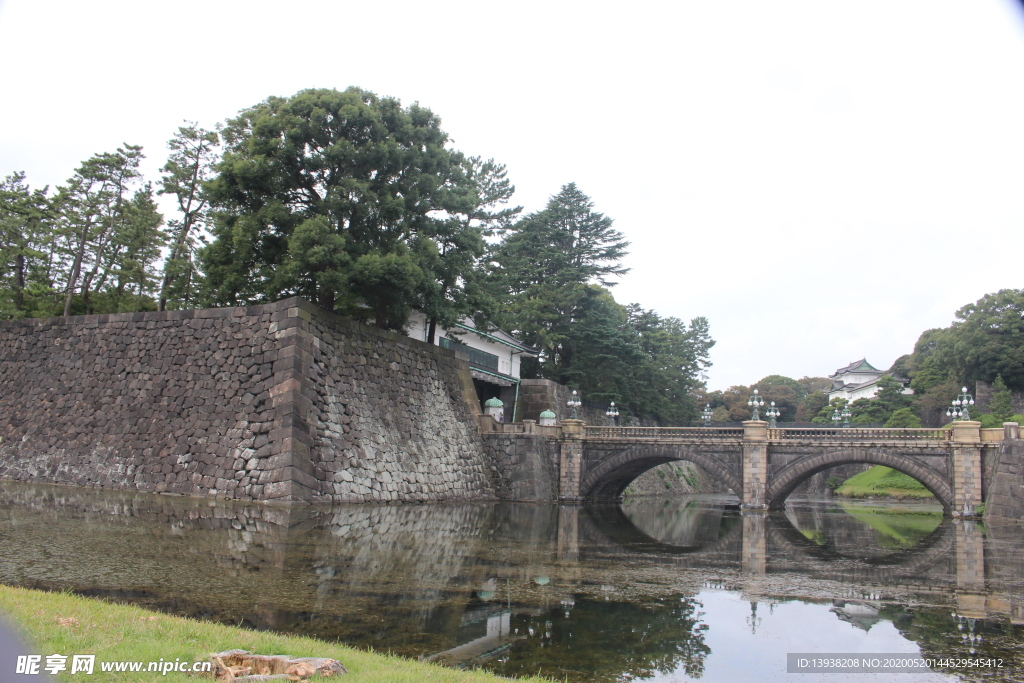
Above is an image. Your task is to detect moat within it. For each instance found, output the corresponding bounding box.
[1,481,1023,682]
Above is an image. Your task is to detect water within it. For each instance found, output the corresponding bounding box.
[1,481,1023,682]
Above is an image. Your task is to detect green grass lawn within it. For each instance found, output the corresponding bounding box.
[834,466,935,500]
[0,585,553,683]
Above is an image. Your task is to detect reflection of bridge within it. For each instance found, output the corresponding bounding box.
[571,504,1005,622]
[545,420,1009,513]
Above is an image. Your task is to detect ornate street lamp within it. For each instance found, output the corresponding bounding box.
[947,387,975,422]
[765,401,780,428]
[832,406,842,426]
[567,390,582,420]
[702,403,713,427]
[605,401,619,426]
[841,402,852,428]
[747,389,765,421]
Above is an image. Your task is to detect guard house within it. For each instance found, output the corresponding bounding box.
[406,312,539,422]
[827,359,911,403]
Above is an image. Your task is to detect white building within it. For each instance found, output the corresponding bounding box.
[406,312,539,419]
[827,359,911,403]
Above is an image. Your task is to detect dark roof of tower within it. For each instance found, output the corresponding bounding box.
[829,359,881,379]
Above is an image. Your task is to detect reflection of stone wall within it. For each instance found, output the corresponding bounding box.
[0,298,494,502]
[0,482,496,651]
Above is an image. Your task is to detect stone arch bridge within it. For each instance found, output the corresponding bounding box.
[547,420,1007,514]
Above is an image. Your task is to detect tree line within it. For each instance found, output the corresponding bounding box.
[0,86,713,425]
[703,289,1024,428]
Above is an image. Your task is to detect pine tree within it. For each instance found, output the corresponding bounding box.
[989,375,1015,423]
[489,183,630,379]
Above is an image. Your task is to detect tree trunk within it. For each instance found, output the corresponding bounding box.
[63,234,87,317]
[158,219,192,312]
[14,252,24,311]
[317,287,335,311]
[427,317,437,345]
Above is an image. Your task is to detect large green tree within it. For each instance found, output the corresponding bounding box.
[488,182,630,378]
[201,87,498,331]
[753,375,807,422]
[948,289,1024,389]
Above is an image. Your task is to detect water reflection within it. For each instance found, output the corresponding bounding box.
[1,482,1023,682]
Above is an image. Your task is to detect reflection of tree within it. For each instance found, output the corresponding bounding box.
[881,605,1024,682]
[488,596,710,682]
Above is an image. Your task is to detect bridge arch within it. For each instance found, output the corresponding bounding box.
[581,445,743,502]
[766,448,954,512]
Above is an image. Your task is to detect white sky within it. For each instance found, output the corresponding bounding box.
[2,0,1023,390]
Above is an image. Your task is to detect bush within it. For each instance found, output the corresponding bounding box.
[979,413,1024,428]
[885,407,922,428]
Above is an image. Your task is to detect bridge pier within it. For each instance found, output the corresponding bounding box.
[741,421,769,509]
[951,421,983,516]
[558,419,586,502]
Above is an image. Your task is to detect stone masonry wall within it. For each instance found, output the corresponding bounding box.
[516,378,655,426]
[481,434,560,501]
[984,438,1024,520]
[299,302,494,502]
[0,298,496,503]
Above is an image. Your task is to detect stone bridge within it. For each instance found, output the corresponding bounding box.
[543,420,1014,514]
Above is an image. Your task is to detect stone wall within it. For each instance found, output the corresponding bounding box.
[624,462,727,497]
[301,305,493,502]
[481,434,560,501]
[975,380,1024,415]
[984,436,1024,520]
[516,378,655,426]
[0,298,496,503]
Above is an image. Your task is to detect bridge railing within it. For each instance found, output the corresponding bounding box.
[584,426,745,439]
[767,427,953,441]
[582,426,957,441]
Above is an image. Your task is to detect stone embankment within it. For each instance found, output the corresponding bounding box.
[624,462,726,497]
[0,298,503,503]
[984,425,1024,520]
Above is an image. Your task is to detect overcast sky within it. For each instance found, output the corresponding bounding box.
[2,0,1023,389]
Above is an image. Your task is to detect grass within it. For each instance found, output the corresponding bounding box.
[834,466,935,500]
[0,585,554,683]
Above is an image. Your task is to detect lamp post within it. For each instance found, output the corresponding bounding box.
[567,390,582,420]
[947,387,975,422]
[765,401,780,428]
[605,401,619,426]
[832,406,842,427]
[702,403,713,427]
[747,389,765,421]
[841,402,852,428]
